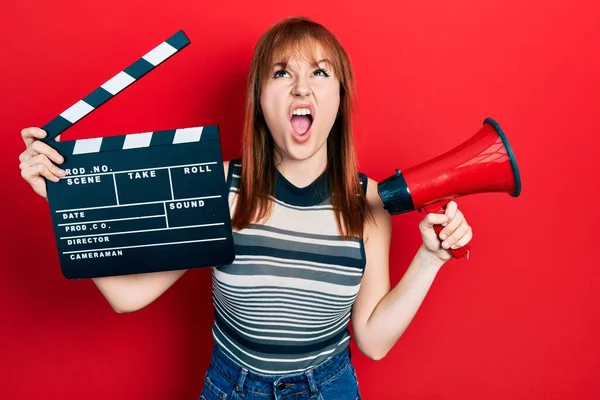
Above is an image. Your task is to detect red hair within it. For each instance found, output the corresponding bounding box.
[232,17,371,238]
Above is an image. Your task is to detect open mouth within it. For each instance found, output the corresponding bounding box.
[290,107,313,136]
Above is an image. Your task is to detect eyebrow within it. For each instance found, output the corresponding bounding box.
[272,59,331,69]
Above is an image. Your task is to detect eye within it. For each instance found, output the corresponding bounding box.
[313,68,331,77]
[273,70,289,78]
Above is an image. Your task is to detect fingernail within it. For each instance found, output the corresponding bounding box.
[57,169,66,176]
[440,233,447,240]
[442,241,449,249]
[57,155,64,163]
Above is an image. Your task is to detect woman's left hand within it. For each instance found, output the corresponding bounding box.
[418,200,473,262]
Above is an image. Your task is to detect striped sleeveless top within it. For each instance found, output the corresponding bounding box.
[210,159,368,375]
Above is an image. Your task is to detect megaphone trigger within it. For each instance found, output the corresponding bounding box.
[422,200,450,215]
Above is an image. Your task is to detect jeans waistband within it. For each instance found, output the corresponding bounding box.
[208,343,352,395]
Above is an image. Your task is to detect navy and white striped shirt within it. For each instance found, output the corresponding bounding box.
[211,159,367,375]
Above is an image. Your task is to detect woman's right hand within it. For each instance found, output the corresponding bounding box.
[19,127,66,199]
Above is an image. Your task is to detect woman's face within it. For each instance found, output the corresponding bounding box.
[260,44,340,167]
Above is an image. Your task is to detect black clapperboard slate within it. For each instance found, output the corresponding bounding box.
[41,30,235,279]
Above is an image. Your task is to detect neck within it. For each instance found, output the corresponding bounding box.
[274,151,328,189]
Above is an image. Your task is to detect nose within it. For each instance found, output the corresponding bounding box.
[292,76,312,97]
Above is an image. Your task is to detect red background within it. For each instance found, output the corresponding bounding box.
[2,1,599,399]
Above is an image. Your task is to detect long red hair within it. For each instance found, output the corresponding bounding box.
[232,17,371,238]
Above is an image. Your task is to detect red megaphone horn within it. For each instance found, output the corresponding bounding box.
[377,117,522,260]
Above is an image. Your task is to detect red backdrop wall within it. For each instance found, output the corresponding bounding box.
[1,1,598,399]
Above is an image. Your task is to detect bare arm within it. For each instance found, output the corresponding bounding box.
[351,177,472,360]
[19,127,231,313]
[92,269,187,313]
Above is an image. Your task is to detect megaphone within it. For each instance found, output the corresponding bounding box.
[377,117,521,260]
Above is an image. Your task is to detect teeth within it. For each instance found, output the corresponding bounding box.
[292,108,311,116]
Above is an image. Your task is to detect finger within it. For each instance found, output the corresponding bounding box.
[442,222,471,249]
[443,201,458,226]
[21,163,60,183]
[451,226,473,249]
[438,208,463,240]
[30,140,64,164]
[19,145,47,163]
[19,148,37,163]
[56,134,61,142]
[20,154,65,178]
[420,212,449,229]
[21,127,47,146]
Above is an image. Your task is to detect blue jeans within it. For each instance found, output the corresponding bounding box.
[198,344,362,400]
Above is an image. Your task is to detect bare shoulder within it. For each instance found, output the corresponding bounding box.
[363,176,392,242]
[364,177,388,217]
[364,177,384,207]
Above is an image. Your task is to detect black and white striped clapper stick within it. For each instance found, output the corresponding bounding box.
[41,30,190,143]
[43,30,235,280]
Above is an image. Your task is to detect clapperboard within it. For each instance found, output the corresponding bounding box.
[41,30,235,279]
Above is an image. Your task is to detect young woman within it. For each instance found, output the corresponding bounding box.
[18,16,473,400]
